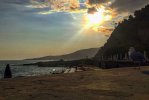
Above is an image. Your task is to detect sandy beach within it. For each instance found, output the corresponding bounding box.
[0,66,149,100]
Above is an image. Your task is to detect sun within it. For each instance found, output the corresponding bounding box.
[84,6,112,30]
[86,8,104,26]
[87,11,103,25]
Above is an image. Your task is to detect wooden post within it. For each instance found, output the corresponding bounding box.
[116,54,118,61]
[120,54,122,60]
[144,51,147,60]
[124,53,128,60]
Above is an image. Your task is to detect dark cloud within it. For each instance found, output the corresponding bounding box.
[87,7,97,14]
[110,0,149,13]
[87,0,110,4]
[87,0,149,13]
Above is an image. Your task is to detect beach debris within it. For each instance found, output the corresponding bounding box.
[64,69,70,73]
[69,68,76,73]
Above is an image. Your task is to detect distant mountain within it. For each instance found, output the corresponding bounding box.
[27,48,99,61]
[95,5,149,59]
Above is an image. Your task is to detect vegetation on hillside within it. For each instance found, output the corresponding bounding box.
[95,5,149,60]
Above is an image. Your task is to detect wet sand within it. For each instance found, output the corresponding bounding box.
[0,66,149,100]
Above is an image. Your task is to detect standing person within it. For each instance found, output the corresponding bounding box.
[4,64,12,78]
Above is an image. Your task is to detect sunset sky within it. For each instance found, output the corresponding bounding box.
[0,0,149,60]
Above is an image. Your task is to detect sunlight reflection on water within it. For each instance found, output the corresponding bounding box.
[0,60,66,79]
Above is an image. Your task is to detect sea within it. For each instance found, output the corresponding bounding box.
[0,60,66,79]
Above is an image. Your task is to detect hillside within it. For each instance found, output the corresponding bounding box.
[27,48,99,61]
[95,5,149,60]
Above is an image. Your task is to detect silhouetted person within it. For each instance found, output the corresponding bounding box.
[4,64,12,78]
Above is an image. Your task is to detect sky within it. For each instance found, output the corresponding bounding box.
[0,0,149,60]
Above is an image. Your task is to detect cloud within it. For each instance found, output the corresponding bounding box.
[1,0,149,14]
[87,0,111,5]
[110,0,149,13]
[1,0,30,5]
[28,0,82,11]
[0,0,149,36]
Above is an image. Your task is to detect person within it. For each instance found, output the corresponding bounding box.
[4,64,12,78]
[128,47,145,69]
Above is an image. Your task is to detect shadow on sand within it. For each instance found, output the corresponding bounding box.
[141,71,149,75]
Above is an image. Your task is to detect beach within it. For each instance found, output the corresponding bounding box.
[0,66,149,100]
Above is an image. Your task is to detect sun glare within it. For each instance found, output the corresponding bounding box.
[87,11,104,25]
[84,6,113,32]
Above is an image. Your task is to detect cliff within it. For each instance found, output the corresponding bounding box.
[95,5,149,60]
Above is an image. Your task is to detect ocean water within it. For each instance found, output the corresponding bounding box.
[0,60,66,79]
